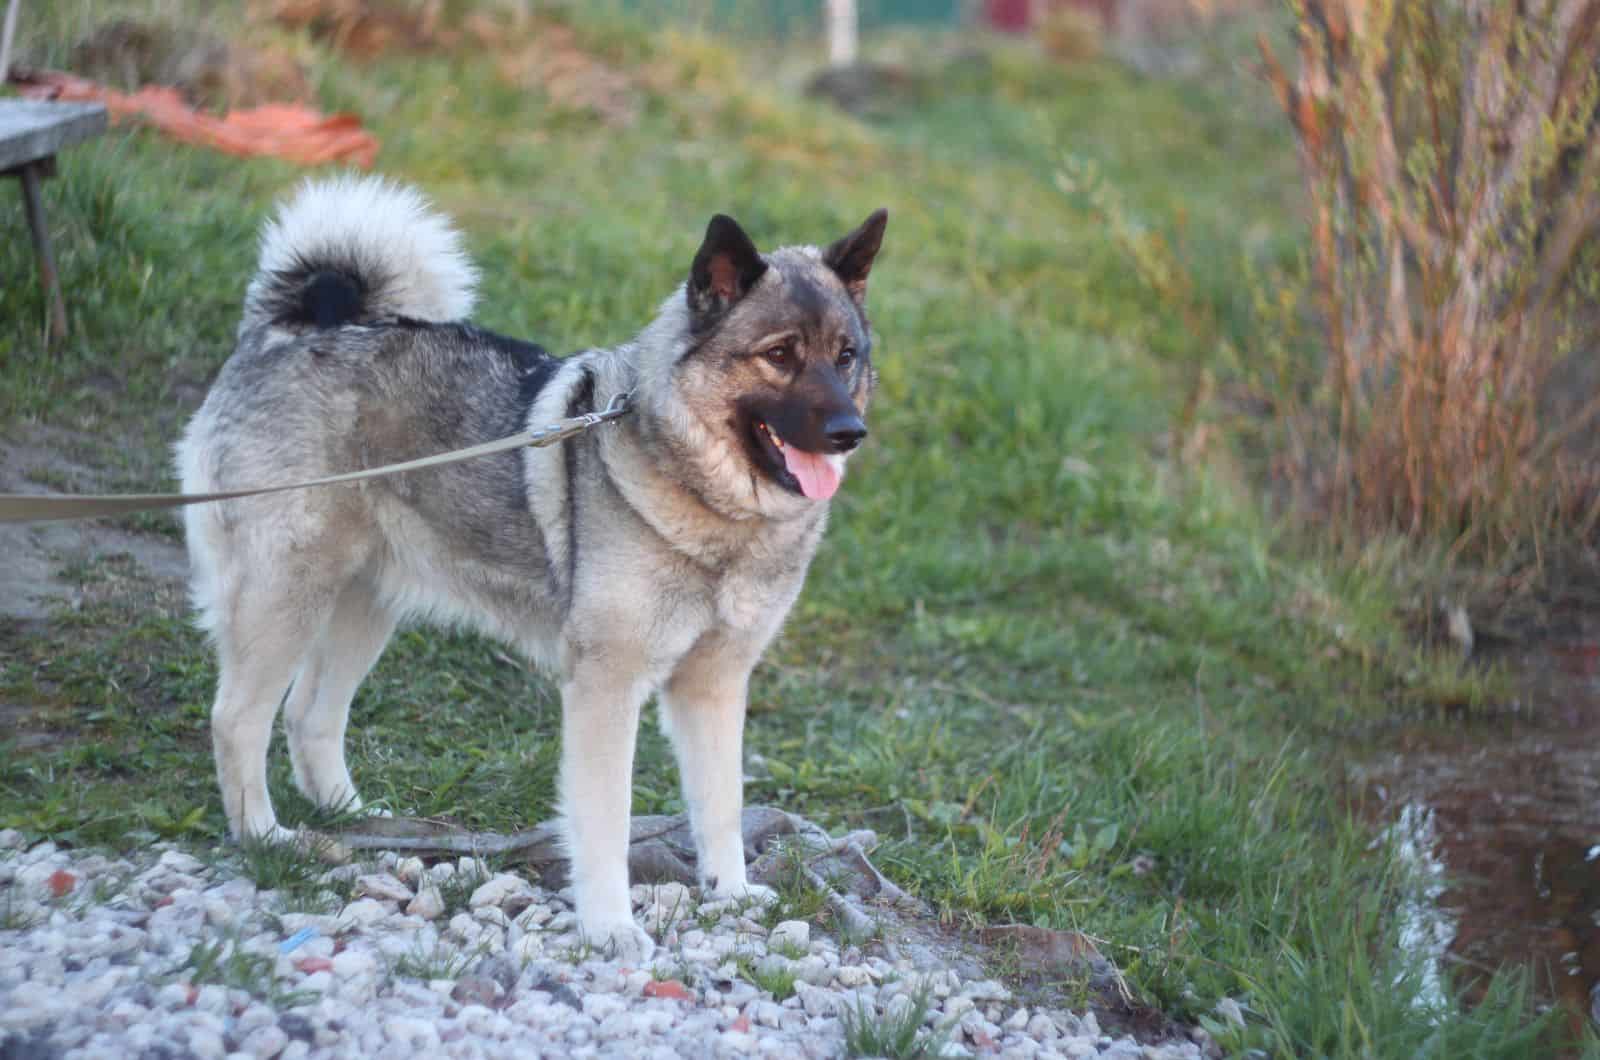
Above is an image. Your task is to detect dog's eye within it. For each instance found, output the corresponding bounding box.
[763,346,794,368]
[836,347,856,369]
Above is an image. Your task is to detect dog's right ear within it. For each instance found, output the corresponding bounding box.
[688,214,767,330]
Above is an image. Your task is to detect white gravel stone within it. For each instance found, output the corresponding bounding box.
[157,849,205,875]
[386,1015,441,1049]
[0,839,1171,1060]
[1028,1013,1062,1040]
[240,1023,289,1058]
[355,873,414,902]
[341,898,393,927]
[792,981,841,1017]
[833,964,874,988]
[393,856,426,883]
[407,883,446,920]
[945,995,976,1021]
[469,873,538,914]
[768,920,811,952]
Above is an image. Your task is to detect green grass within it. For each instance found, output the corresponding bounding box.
[0,4,1583,1056]
[841,983,951,1060]
[177,928,314,1008]
[392,938,486,982]
[736,955,799,1002]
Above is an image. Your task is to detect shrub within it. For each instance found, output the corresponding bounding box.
[1257,0,1600,560]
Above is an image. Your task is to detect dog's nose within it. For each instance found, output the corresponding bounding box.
[823,412,867,453]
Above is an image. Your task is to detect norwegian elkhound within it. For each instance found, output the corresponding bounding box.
[176,176,886,959]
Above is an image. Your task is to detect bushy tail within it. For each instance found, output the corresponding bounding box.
[240,175,478,332]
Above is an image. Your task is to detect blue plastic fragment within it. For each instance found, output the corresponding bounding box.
[279,927,318,954]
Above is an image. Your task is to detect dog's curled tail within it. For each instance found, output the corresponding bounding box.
[241,175,478,333]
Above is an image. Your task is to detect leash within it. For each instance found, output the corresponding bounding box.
[0,390,633,525]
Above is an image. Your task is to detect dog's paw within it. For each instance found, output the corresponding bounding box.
[705,880,778,908]
[238,825,349,865]
[238,823,300,848]
[579,919,656,964]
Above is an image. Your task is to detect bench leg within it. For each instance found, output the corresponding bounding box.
[19,161,69,346]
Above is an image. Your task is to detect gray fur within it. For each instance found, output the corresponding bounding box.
[177,178,887,960]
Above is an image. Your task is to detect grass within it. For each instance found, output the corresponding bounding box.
[436,861,492,919]
[392,938,486,982]
[841,984,951,1060]
[230,835,357,913]
[0,3,1586,1056]
[178,928,314,1008]
[736,955,799,1002]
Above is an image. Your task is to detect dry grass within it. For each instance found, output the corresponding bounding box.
[1256,0,1600,565]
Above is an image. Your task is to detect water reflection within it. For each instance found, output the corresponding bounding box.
[1355,630,1600,1033]
[1388,802,1454,1013]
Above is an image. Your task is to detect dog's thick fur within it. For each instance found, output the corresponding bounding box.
[177,176,886,959]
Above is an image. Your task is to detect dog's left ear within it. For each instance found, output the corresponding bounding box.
[823,208,888,304]
[688,214,767,329]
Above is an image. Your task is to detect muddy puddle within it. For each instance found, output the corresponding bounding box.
[1353,625,1600,1032]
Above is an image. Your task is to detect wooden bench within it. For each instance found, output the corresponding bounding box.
[2,99,108,345]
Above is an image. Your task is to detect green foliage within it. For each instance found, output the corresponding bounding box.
[392,938,486,982]
[178,928,314,1008]
[436,861,492,920]
[735,955,798,1002]
[840,983,951,1060]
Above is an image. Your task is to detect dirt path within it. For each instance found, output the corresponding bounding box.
[0,424,188,623]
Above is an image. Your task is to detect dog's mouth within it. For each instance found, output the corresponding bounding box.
[750,417,842,501]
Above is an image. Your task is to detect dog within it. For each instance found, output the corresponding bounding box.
[176,176,887,960]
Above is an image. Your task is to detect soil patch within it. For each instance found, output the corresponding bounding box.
[0,423,188,623]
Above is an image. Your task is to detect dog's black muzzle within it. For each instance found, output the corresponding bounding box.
[760,363,867,454]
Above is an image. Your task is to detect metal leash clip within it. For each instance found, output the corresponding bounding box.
[526,390,634,448]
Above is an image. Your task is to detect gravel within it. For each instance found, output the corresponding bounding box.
[0,829,1207,1059]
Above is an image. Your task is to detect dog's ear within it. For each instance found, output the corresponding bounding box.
[688,214,767,328]
[823,208,888,304]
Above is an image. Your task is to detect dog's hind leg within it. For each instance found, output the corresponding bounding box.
[210,574,338,844]
[660,633,775,905]
[283,579,397,816]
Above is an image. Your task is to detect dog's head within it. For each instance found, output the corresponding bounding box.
[662,209,887,516]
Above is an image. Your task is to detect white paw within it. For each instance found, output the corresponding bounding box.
[238,824,349,865]
[705,880,778,907]
[579,919,656,964]
[238,822,299,847]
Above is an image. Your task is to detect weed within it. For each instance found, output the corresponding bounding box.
[436,862,492,919]
[0,887,41,932]
[840,984,951,1060]
[232,836,349,912]
[736,956,798,1002]
[835,911,878,951]
[650,958,688,983]
[757,850,831,928]
[392,938,487,982]
[557,936,596,965]
[178,928,313,1008]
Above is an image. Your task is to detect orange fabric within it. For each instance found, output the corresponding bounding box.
[16,70,378,168]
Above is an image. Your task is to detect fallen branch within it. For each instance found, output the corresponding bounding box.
[324,806,916,930]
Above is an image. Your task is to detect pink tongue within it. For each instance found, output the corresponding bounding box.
[782,446,840,500]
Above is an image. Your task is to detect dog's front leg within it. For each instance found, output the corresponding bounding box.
[661,634,776,906]
[560,661,654,963]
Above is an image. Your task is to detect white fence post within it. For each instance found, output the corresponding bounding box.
[827,0,858,67]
